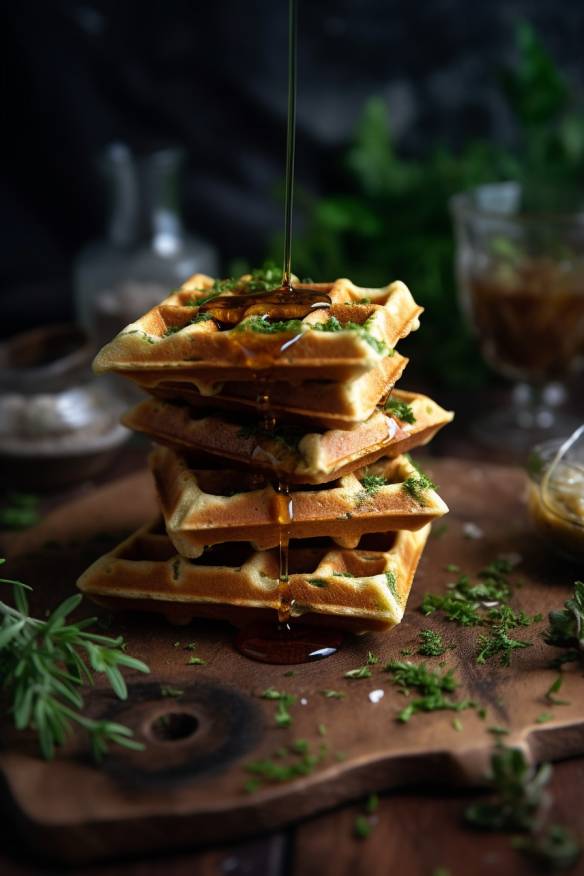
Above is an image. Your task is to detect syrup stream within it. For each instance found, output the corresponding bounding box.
[282,0,298,290]
[231,0,341,662]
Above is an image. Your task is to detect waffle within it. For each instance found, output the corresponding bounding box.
[124,391,453,484]
[119,352,409,429]
[93,275,423,383]
[76,519,431,633]
[150,447,447,556]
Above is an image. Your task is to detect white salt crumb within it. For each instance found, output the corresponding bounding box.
[300,697,308,705]
[368,689,385,704]
[463,522,484,540]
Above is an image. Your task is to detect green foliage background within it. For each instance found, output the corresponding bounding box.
[268,24,584,387]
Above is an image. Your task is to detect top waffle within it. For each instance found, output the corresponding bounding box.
[93,274,423,383]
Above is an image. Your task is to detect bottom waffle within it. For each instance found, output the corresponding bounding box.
[76,520,431,634]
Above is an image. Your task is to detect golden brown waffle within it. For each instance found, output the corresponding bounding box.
[93,275,422,383]
[77,519,431,633]
[124,390,453,484]
[123,352,408,430]
[150,447,447,556]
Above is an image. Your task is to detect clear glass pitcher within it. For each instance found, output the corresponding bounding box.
[74,144,218,351]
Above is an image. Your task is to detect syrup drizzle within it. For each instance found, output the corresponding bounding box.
[231,0,342,662]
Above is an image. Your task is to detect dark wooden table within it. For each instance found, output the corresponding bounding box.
[1,386,583,876]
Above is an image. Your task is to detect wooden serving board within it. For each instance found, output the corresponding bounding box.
[1,458,583,865]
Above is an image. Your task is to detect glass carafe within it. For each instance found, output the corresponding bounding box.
[74,144,218,351]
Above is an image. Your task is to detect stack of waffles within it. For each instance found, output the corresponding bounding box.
[78,274,453,634]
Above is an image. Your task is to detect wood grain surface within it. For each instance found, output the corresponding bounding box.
[0,458,582,868]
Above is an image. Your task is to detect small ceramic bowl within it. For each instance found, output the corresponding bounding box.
[0,324,130,490]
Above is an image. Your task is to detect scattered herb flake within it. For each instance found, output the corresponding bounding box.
[354,814,374,839]
[385,661,475,722]
[344,666,373,680]
[160,685,184,698]
[418,629,447,657]
[384,398,416,424]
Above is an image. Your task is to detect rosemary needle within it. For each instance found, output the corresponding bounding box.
[0,560,149,760]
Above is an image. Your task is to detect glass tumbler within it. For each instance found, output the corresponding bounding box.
[450,182,584,451]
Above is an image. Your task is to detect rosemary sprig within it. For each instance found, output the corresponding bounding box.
[465,745,551,832]
[465,745,581,870]
[544,581,584,651]
[0,561,149,760]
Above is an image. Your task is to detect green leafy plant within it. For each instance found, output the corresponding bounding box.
[267,23,584,386]
[0,561,149,760]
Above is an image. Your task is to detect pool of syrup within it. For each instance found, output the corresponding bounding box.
[234,623,344,665]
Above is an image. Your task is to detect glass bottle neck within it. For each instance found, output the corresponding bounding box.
[105,144,185,252]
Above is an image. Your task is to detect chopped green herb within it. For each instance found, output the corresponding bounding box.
[357,473,389,504]
[261,687,285,700]
[544,675,571,706]
[244,778,262,794]
[308,578,328,588]
[321,689,346,699]
[488,726,510,736]
[385,661,474,722]
[366,651,380,665]
[366,792,379,813]
[385,570,399,598]
[312,318,389,355]
[402,473,437,505]
[418,629,447,657]
[244,739,326,788]
[275,698,294,728]
[291,739,309,754]
[476,627,531,666]
[354,814,374,839]
[318,723,327,736]
[535,712,553,724]
[283,670,296,677]
[477,707,487,720]
[190,312,214,324]
[445,564,460,573]
[333,571,355,578]
[187,656,207,666]
[0,492,40,530]
[239,315,304,334]
[384,398,416,424]
[452,718,463,732]
[344,666,373,680]
[160,685,184,698]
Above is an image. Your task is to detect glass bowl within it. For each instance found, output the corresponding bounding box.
[527,427,584,562]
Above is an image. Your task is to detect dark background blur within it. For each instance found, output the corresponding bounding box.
[3,0,584,344]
